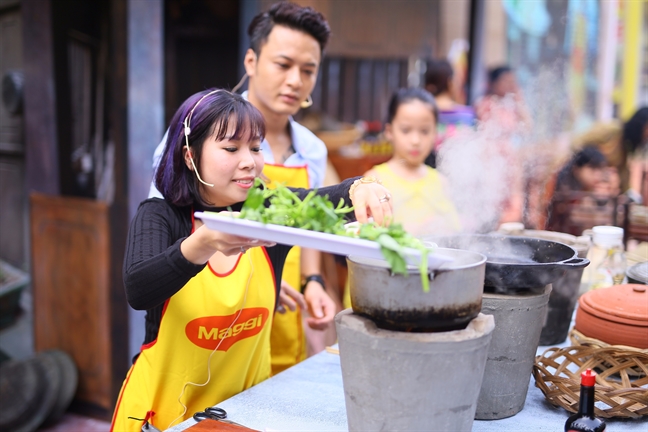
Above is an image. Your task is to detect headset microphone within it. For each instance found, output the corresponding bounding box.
[183,92,220,188]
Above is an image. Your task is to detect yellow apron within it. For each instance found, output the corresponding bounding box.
[110,247,276,432]
[263,163,309,374]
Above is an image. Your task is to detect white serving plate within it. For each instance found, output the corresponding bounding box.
[195,211,453,270]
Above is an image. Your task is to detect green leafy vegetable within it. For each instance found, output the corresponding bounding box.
[237,179,353,233]
[233,179,434,291]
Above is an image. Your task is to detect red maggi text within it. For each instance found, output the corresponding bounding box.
[185,307,270,351]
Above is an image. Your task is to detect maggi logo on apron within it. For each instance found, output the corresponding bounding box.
[185,307,270,351]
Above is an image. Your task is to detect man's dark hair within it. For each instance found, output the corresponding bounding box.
[247,1,331,55]
[425,59,454,96]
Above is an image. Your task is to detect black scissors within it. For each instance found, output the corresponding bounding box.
[193,406,227,422]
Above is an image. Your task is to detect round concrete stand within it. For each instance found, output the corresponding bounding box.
[336,310,494,432]
[475,285,552,420]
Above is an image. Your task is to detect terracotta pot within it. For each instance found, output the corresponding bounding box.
[575,284,648,349]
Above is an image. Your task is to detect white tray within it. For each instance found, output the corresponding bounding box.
[195,211,453,270]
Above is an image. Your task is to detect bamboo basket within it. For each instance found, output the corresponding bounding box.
[533,344,648,418]
[569,328,647,353]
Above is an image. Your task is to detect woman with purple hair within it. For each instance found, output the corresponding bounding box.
[111,89,391,431]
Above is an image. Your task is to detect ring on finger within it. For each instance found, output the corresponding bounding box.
[378,193,391,203]
[240,246,246,254]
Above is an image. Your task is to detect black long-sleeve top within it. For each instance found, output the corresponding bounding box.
[123,179,357,347]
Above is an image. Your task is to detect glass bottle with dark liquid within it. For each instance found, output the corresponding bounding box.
[564,369,606,432]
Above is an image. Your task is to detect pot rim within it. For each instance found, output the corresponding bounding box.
[424,234,579,267]
[502,235,578,265]
[348,247,487,273]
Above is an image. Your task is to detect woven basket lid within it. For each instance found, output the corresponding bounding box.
[0,354,60,432]
[579,284,648,325]
[40,350,78,427]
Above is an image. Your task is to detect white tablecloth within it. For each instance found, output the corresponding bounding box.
[167,339,645,431]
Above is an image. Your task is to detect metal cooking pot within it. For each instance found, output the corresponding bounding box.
[421,234,590,292]
[347,247,486,332]
[627,262,648,285]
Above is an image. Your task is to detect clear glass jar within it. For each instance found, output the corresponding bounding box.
[583,226,627,291]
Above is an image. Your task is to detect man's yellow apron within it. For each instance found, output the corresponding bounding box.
[263,163,309,375]
[110,246,276,432]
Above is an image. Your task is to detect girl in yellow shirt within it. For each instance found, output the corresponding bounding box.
[364,87,461,237]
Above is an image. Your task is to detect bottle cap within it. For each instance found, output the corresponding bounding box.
[581,368,596,386]
[592,226,624,248]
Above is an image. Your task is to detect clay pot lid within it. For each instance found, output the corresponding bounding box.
[579,284,648,325]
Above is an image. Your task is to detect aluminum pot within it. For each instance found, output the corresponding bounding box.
[347,248,487,332]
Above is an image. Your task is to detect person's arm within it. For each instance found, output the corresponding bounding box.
[300,247,335,329]
[124,200,275,310]
[289,177,356,210]
[123,201,204,310]
[627,156,645,202]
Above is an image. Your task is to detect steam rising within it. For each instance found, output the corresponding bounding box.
[437,121,515,233]
[437,66,573,234]
[420,234,535,264]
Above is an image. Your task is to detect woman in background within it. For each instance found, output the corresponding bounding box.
[546,146,618,235]
[424,58,476,167]
[473,65,532,225]
[622,107,648,204]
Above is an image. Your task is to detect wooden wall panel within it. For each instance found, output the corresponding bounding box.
[266,0,440,58]
[325,0,437,58]
[30,193,115,413]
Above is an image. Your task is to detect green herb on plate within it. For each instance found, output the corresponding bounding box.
[233,179,434,291]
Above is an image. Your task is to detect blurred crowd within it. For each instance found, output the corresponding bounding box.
[415,58,647,239]
[311,57,647,240]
